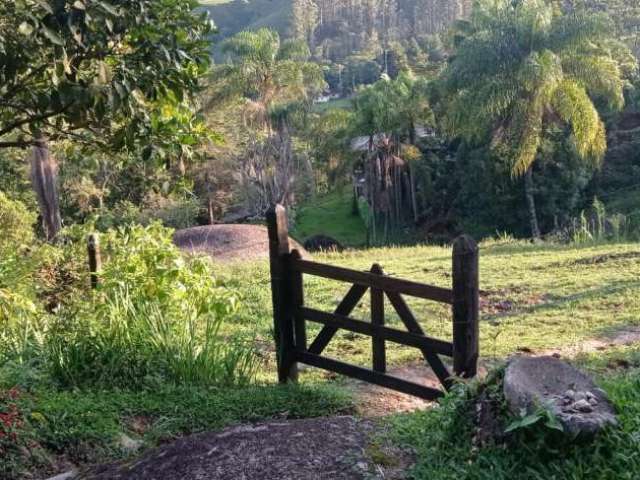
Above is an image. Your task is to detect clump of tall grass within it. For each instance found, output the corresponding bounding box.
[0,193,258,390]
[46,223,258,389]
[566,198,633,245]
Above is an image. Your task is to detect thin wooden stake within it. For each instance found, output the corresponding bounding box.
[87,233,101,290]
[452,235,479,378]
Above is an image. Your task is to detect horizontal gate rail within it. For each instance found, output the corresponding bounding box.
[291,257,454,304]
[266,204,479,399]
[296,351,444,400]
[299,306,454,357]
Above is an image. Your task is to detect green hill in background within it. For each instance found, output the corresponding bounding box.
[200,0,292,43]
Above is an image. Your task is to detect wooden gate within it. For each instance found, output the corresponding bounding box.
[267,205,479,399]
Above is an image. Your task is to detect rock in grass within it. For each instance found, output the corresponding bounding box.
[118,433,144,454]
[304,234,344,252]
[504,356,617,438]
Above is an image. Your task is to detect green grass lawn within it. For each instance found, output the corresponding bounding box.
[220,239,640,380]
[291,189,367,247]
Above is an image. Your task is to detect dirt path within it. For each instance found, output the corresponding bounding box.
[173,224,308,262]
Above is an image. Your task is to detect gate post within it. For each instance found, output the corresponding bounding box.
[88,233,101,290]
[370,263,386,373]
[452,235,479,378]
[266,204,298,383]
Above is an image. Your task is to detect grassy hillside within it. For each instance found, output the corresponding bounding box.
[291,189,367,247]
[200,0,292,43]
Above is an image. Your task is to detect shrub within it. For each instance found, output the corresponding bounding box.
[138,192,201,230]
[0,387,35,479]
[46,223,257,389]
[0,191,36,251]
[0,193,45,367]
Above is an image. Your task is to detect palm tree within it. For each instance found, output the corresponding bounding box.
[353,72,435,238]
[207,28,325,211]
[210,28,325,129]
[442,0,635,238]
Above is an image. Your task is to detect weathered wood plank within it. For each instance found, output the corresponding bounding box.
[267,204,297,383]
[291,258,453,304]
[300,307,453,356]
[386,292,453,390]
[307,283,369,355]
[87,233,101,290]
[371,264,386,373]
[296,351,444,400]
[289,250,306,352]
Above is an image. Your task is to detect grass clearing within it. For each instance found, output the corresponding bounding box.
[220,239,640,378]
[291,189,367,247]
[4,235,640,478]
[1,383,352,479]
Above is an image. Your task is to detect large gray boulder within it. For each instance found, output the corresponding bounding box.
[504,356,617,437]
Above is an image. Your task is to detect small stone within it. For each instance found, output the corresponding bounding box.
[46,472,77,480]
[564,389,576,400]
[573,399,594,413]
[119,433,144,454]
[574,391,587,402]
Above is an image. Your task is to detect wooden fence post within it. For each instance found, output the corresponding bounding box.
[371,263,386,373]
[87,233,101,290]
[452,235,479,378]
[266,204,298,383]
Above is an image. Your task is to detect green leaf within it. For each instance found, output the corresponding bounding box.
[42,26,64,46]
[98,1,121,17]
[504,412,542,433]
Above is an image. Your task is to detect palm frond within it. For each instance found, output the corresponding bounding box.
[277,39,311,62]
[563,54,625,110]
[551,79,607,164]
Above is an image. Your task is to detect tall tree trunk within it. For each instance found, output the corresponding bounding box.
[407,123,419,223]
[408,163,419,224]
[30,138,62,241]
[524,167,541,240]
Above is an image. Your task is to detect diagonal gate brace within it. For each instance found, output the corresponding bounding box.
[386,291,453,390]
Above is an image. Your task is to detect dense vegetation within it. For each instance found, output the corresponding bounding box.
[1,0,640,478]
